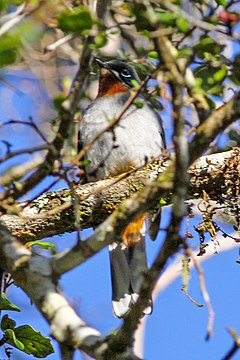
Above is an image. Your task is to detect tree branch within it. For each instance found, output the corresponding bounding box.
[0,223,106,358]
[1,149,239,246]
[189,92,240,163]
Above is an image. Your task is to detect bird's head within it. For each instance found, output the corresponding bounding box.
[95,58,141,97]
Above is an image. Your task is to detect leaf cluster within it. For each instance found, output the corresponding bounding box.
[0,294,53,358]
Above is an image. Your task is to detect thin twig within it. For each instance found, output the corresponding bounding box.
[222,328,240,360]
[191,251,215,339]
[45,34,73,52]
[0,144,49,163]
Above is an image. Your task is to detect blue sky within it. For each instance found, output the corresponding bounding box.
[0,69,240,360]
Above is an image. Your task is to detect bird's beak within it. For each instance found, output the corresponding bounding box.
[95,58,111,77]
[95,58,106,68]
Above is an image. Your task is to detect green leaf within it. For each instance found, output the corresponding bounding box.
[133,99,144,108]
[176,17,189,33]
[0,0,8,12]
[0,49,18,66]
[58,6,94,34]
[156,12,177,26]
[0,19,43,67]
[159,198,167,206]
[148,51,158,60]
[81,159,91,166]
[193,36,224,59]
[0,293,21,312]
[213,65,227,81]
[0,33,21,67]
[7,325,54,358]
[194,64,227,95]
[131,79,140,89]
[26,241,56,251]
[94,33,107,48]
[1,314,16,331]
[53,94,67,111]
[177,47,193,59]
[216,0,227,5]
[4,329,25,351]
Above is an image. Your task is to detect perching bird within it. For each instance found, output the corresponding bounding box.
[78,58,165,318]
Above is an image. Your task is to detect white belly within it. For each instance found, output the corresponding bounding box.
[79,94,164,181]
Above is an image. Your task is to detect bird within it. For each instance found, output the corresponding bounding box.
[78,58,165,318]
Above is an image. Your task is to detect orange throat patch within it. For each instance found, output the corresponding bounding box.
[97,72,129,97]
[123,214,146,246]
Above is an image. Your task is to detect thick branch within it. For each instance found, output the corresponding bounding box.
[1,149,239,243]
[0,223,104,358]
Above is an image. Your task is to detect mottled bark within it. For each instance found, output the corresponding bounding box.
[1,149,239,243]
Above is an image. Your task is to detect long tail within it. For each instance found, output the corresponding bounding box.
[109,217,152,318]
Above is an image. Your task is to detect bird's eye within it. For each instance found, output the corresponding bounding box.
[121,68,131,77]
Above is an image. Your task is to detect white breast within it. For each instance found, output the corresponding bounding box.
[79,94,164,181]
